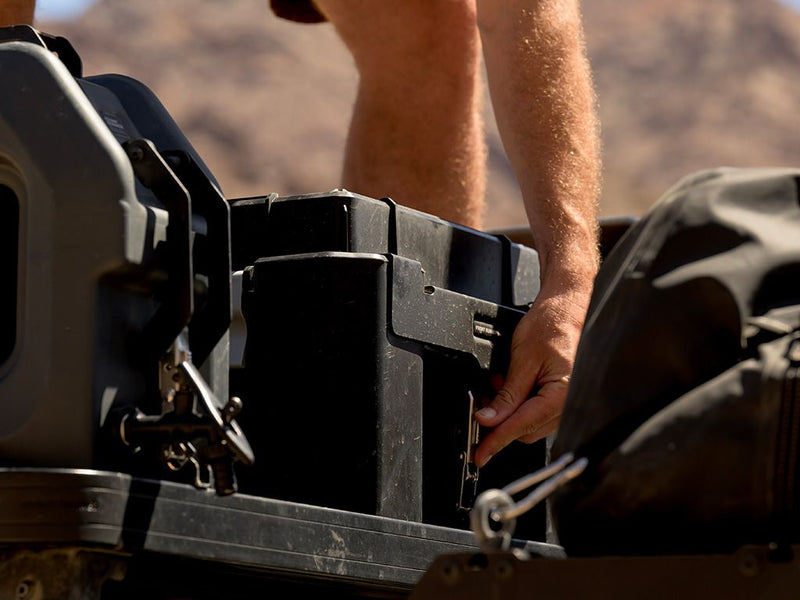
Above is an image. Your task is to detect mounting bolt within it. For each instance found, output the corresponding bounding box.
[15,579,35,600]
[494,558,514,581]
[440,560,461,586]
[223,397,243,423]
[127,146,144,162]
[738,550,761,577]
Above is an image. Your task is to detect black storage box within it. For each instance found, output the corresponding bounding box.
[0,27,252,497]
[229,191,548,539]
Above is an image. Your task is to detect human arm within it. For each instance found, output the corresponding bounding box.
[0,0,35,26]
[473,0,601,467]
[309,0,488,229]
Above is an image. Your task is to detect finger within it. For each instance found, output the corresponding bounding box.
[473,381,567,468]
[474,386,520,427]
[517,415,560,443]
[474,357,540,427]
[475,372,570,427]
[490,373,505,393]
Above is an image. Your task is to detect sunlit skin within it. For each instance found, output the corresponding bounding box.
[2,0,601,468]
[0,0,34,25]
[310,0,601,467]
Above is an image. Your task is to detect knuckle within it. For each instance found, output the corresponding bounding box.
[494,387,517,409]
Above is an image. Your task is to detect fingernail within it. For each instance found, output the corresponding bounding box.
[477,453,494,468]
[475,407,497,420]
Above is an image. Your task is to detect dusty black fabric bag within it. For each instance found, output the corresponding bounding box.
[549,167,800,556]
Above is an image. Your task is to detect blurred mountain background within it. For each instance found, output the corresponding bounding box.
[35,0,800,229]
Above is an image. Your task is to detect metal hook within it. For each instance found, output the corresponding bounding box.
[470,452,588,552]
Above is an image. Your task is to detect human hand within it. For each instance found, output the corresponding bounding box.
[472,283,591,468]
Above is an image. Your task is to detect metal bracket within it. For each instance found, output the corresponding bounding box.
[458,391,480,512]
[115,333,254,496]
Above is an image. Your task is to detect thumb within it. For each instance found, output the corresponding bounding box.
[474,385,525,427]
[474,347,540,427]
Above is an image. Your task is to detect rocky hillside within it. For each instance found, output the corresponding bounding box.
[36,0,800,228]
[583,0,800,216]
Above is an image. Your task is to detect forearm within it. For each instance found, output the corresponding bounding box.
[0,0,35,26]
[478,0,601,291]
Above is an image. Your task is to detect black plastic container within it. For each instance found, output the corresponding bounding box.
[0,27,244,496]
[230,191,548,539]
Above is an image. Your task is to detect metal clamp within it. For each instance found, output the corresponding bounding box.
[458,391,481,512]
[114,333,254,496]
[470,452,588,552]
